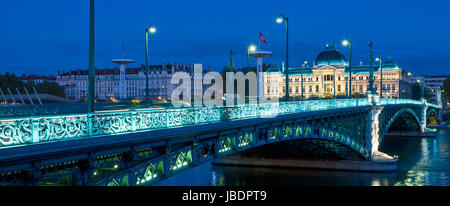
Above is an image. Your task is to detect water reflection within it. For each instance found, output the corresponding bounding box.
[388,128,450,186]
[156,128,450,186]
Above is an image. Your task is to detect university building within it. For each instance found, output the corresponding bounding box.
[264,45,413,99]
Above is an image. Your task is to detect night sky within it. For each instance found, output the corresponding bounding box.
[1,0,449,76]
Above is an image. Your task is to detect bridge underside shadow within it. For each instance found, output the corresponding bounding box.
[389,112,421,132]
[226,139,365,161]
[378,105,438,141]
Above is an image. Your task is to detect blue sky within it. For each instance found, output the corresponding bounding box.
[1,0,449,76]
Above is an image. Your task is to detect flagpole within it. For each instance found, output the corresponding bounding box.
[258,33,261,51]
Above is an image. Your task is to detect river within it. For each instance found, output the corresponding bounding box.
[156,128,450,186]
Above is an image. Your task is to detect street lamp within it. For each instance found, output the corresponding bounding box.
[247,44,256,68]
[145,25,156,105]
[417,79,425,100]
[342,39,352,98]
[88,0,95,113]
[376,57,383,98]
[301,61,307,99]
[277,14,289,101]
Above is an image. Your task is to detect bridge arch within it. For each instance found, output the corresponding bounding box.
[97,123,368,186]
[214,124,367,160]
[379,107,422,143]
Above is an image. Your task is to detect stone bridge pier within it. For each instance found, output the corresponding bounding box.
[420,99,428,132]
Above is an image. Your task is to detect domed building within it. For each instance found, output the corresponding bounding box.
[264,44,413,99]
[314,44,347,66]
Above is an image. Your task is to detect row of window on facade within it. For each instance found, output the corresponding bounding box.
[268,83,399,94]
[276,75,400,83]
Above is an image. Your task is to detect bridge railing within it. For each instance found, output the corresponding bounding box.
[0,98,432,148]
[227,98,370,119]
[379,98,440,109]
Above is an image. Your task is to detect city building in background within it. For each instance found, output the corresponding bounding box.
[56,62,209,101]
[264,44,413,99]
[18,74,56,84]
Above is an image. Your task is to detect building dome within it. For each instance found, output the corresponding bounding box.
[381,56,400,70]
[314,44,347,66]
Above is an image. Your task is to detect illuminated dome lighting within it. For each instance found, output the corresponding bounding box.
[382,56,400,70]
[314,44,347,66]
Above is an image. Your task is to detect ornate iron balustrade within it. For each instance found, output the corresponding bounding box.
[228,98,370,119]
[0,98,432,148]
[379,98,440,109]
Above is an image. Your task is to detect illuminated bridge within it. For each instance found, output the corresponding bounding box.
[0,98,441,185]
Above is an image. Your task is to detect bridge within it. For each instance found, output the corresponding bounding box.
[0,97,441,185]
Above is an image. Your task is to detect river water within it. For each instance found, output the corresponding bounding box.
[156,128,450,186]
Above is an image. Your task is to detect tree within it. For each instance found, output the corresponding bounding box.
[411,82,432,100]
[33,81,65,98]
[0,73,25,93]
[0,73,65,98]
[443,78,450,100]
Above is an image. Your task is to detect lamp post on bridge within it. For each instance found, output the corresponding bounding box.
[376,57,383,98]
[417,79,425,100]
[88,0,95,113]
[342,39,352,98]
[145,25,157,105]
[301,61,307,100]
[277,14,290,101]
[368,42,375,92]
[366,41,379,106]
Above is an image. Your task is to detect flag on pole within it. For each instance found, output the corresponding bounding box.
[259,31,267,44]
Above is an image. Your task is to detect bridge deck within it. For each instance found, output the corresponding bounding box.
[0,98,438,149]
[0,106,370,173]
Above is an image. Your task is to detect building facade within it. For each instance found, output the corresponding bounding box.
[56,63,208,101]
[19,74,56,84]
[264,45,413,99]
